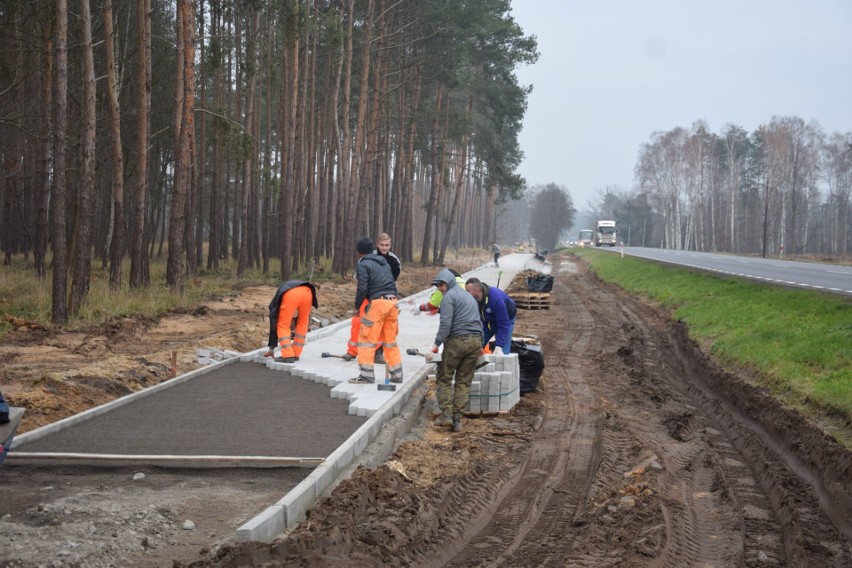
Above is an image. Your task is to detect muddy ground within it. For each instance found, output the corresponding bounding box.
[2,252,851,567]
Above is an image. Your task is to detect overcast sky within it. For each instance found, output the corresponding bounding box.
[510,0,852,210]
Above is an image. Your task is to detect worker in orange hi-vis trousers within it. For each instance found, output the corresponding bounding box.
[342,232,400,362]
[343,298,369,361]
[265,281,318,364]
[348,236,403,385]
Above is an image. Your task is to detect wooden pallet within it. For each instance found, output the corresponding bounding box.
[509,291,552,310]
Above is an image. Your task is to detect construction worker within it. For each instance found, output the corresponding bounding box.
[464,277,517,355]
[342,233,401,361]
[491,242,501,267]
[416,269,463,314]
[348,237,403,385]
[375,232,401,280]
[430,268,482,432]
[265,281,318,363]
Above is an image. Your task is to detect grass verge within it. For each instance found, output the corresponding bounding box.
[573,248,852,449]
[0,254,336,336]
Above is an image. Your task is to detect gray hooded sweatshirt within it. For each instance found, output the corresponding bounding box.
[432,268,482,347]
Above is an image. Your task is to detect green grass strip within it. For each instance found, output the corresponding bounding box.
[573,248,852,448]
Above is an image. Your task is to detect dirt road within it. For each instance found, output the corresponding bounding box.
[2,253,850,566]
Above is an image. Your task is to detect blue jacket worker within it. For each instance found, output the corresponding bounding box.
[464,277,517,355]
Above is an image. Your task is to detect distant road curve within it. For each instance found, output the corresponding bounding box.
[596,246,852,297]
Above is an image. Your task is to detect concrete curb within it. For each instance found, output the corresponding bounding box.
[234,362,433,541]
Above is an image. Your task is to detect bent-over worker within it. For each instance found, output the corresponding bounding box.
[464,277,517,355]
[266,281,318,363]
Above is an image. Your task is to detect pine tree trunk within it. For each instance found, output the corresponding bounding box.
[51,0,69,323]
[69,0,97,315]
[348,0,374,247]
[35,26,53,279]
[420,85,442,265]
[207,2,223,270]
[237,10,260,277]
[167,0,196,292]
[280,0,300,279]
[130,0,151,288]
[103,0,125,290]
[438,95,473,263]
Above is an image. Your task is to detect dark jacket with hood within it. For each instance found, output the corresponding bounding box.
[355,254,397,310]
[432,268,481,347]
[268,281,318,348]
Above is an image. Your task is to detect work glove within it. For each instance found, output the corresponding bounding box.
[420,303,440,315]
[493,346,504,356]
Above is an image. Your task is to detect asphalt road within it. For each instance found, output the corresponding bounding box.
[597,246,852,296]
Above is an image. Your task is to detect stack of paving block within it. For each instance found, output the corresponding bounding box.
[466,353,520,415]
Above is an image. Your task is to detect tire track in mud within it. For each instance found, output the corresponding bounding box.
[660,319,852,565]
[570,259,851,566]
[443,256,850,567]
[532,270,745,567]
[437,264,603,568]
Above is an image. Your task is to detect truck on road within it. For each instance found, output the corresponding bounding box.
[595,220,617,246]
[578,229,594,247]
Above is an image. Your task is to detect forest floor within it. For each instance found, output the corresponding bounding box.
[1,251,851,567]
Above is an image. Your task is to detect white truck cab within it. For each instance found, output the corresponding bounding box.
[595,220,617,246]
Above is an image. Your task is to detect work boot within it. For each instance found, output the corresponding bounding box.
[374,348,386,365]
[263,350,274,358]
[452,415,462,432]
[275,356,296,364]
[430,401,444,416]
[435,414,453,427]
[341,353,356,361]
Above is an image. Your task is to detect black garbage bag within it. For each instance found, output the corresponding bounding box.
[511,340,544,394]
[526,274,554,292]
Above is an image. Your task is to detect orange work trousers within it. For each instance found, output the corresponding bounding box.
[356,299,402,382]
[277,285,313,359]
[346,299,369,357]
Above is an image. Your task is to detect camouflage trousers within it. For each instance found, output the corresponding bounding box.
[436,333,481,417]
